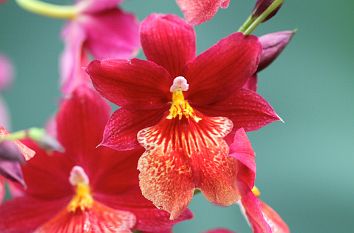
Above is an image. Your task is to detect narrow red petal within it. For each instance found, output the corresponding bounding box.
[35,201,136,233]
[88,59,172,110]
[229,128,256,190]
[101,108,166,151]
[239,184,272,233]
[137,112,238,219]
[198,88,280,132]
[261,201,290,233]
[141,14,196,77]
[184,33,261,105]
[176,0,230,25]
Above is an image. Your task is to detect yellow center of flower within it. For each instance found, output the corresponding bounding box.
[67,166,94,212]
[167,76,201,122]
[252,186,261,197]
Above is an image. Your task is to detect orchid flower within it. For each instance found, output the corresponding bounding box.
[87,14,280,219]
[0,86,192,232]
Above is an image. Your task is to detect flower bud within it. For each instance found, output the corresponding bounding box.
[252,0,284,22]
[0,141,24,162]
[258,30,295,72]
[0,161,25,186]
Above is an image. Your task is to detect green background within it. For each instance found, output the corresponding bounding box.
[1,0,354,232]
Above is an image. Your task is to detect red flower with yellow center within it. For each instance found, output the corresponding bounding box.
[87,14,280,219]
[0,86,191,232]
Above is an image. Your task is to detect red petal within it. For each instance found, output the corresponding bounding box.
[96,193,193,233]
[229,128,256,190]
[88,59,172,110]
[137,112,239,219]
[198,88,280,131]
[184,33,261,105]
[22,143,73,198]
[56,86,111,165]
[239,184,271,233]
[261,201,290,233]
[0,196,69,233]
[176,0,230,25]
[101,108,166,151]
[80,8,139,60]
[36,201,136,233]
[140,14,196,77]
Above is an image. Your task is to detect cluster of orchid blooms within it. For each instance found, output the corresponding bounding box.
[0,0,295,232]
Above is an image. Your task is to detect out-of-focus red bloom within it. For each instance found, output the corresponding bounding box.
[230,129,289,233]
[0,86,192,232]
[243,30,295,91]
[88,14,280,219]
[61,0,139,94]
[176,0,230,25]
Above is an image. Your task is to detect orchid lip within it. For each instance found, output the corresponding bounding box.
[67,165,93,212]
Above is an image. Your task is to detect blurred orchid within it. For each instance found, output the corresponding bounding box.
[0,86,192,232]
[15,0,140,94]
[230,129,289,233]
[88,14,280,219]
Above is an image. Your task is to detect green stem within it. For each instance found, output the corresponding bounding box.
[238,15,254,33]
[241,0,284,35]
[15,0,78,19]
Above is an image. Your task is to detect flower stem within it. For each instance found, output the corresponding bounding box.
[15,0,78,19]
[240,0,284,35]
[238,15,254,33]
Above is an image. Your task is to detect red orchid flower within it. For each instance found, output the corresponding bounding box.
[243,31,295,91]
[0,86,192,232]
[87,14,280,219]
[176,0,230,25]
[230,128,289,233]
[61,0,139,94]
